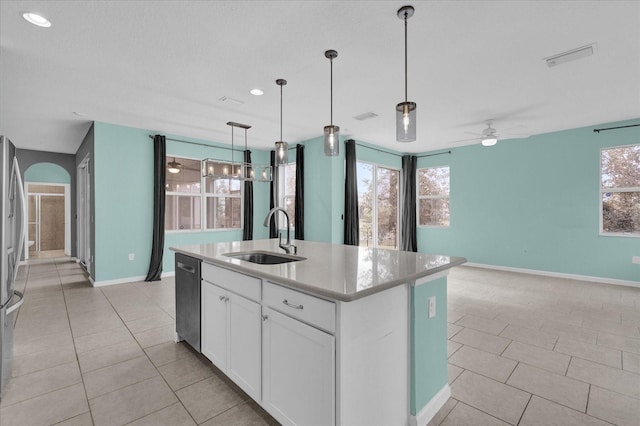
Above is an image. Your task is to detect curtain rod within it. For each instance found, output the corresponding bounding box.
[417,150,452,158]
[593,124,640,133]
[354,142,451,159]
[148,134,236,151]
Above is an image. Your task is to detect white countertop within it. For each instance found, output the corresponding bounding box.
[170,239,466,302]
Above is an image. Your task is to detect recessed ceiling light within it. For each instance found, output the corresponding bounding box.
[250,89,264,96]
[22,12,51,28]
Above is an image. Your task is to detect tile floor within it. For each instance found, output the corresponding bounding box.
[1,258,639,425]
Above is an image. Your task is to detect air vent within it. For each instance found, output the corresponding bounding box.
[353,112,379,121]
[218,96,244,106]
[544,44,596,68]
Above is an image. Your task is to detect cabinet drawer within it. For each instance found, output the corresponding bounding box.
[202,263,261,301]
[263,282,336,333]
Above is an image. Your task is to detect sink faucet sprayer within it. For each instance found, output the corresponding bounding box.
[263,207,297,255]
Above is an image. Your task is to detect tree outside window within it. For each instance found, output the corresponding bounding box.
[418,166,450,227]
[357,161,399,249]
[601,144,640,235]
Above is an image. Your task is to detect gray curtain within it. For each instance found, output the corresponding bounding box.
[243,150,253,240]
[400,155,417,252]
[343,139,359,245]
[294,144,304,240]
[145,135,166,281]
[269,150,278,238]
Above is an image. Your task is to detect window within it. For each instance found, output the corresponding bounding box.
[418,166,450,227]
[165,157,242,231]
[165,157,202,231]
[600,144,640,236]
[278,163,296,229]
[357,161,399,249]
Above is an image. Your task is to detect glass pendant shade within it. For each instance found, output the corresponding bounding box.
[275,141,288,165]
[323,125,340,156]
[396,101,417,142]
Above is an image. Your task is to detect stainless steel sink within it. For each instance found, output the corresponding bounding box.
[223,250,306,265]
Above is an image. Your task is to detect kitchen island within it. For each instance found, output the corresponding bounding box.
[171,239,465,426]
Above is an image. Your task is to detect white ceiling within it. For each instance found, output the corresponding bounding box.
[1,1,639,155]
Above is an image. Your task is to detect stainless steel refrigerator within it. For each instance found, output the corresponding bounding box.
[0,135,26,399]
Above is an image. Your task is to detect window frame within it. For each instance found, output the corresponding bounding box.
[356,160,400,250]
[416,165,451,228]
[599,143,640,238]
[165,155,243,233]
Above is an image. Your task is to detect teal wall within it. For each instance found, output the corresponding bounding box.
[24,162,71,183]
[417,118,640,283]
[411,276,448,414]
[92,121,271,282]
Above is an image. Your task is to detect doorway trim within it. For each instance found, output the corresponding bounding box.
[25,181,71,259]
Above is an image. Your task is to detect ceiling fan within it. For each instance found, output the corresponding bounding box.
[448,120,528,147]
[166,157,201,174]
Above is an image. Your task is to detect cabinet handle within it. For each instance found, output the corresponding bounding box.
[176,262,195,273]
[283,299,304,310]
[262,314,269,321]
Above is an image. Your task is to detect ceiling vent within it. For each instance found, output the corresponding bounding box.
[218,96,244,106]
[544,44,596,68]
[353,112,379,121]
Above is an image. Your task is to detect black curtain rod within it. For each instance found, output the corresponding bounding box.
[354,142,402,157]
[593,124,640,133]
[417,150,452,158]
[148,134,236,151]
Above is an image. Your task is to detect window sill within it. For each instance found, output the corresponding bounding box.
[599,232,640,238]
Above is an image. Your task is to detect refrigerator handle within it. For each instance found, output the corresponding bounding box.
[5,291,24,315]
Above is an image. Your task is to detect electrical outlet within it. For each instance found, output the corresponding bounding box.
[633,256,640,264]
[128,253,135,261]
[428,296,436,319]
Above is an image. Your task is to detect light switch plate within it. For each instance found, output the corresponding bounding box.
[428,296,436,318]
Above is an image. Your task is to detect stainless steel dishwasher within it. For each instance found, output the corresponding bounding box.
[175,253,201,352]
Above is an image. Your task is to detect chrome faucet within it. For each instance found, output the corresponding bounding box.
[263,207,297,255]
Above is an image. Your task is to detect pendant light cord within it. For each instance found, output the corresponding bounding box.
[330,57,333,126]
[280,83,283,140]
[404,11,408,103]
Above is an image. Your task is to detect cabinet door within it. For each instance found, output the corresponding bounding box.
[262,307,335,426]
[201,282,228,370]
[227,293,262,401]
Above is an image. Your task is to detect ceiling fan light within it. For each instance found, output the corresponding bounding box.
[167,158,182,173]
[481,136,498,147]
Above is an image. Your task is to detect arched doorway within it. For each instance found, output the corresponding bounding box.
[24,163,71,259]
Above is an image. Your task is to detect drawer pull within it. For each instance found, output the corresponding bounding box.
[283,299,303,310]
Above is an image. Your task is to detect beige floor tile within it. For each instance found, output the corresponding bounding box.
[495,311,546,330]
[597,332,640,354]
[519,395,609,426]
[447,323,463,338]
[145,341,194,367]
[126,402,196,426]
[11,343,77,378]
[554,337,622,368]
[200,400,279,426]
[0,361,81,407]
[77,339,144,373]
[566,357,640,399]
[116,305,168,322]
[502,341,570,375]
[73,327,136,354]
[622,351,640,373]
[582,317,640,339]
[83,355,159,399]
[499,324,558,350]
[124,311,174,334]
[158,353,216,391]
[427,398,458,426]
[447,309,465,324]
[587,385,640,426]
[455,315,508,335]
[133,324,176,348]
[448,363,464,383]
[447,340,462,358]
[540,320,597,344]
[451,370,530,425]
[53,412,94,426]
[450,328,511,354]
[506,363,589,412]
[89,376,177,426]
[70,314,126,338]
[176,374,246,423]
[571,308,621,324]
[448,345,517,382]
[440,401,510,426]
[0,383,88,426]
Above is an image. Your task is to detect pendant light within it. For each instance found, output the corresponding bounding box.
[167,157,181,174]
[396,5,416,143]
[274,79,288,165]
[323,49,339,156]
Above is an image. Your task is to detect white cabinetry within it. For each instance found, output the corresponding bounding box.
[201,265,261,401]
[262,305,335,426]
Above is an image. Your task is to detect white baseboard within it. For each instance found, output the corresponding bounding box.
[409,384,451,426]
[162,271,175,278]
[464,263,640,288]
[92,275,147,287]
